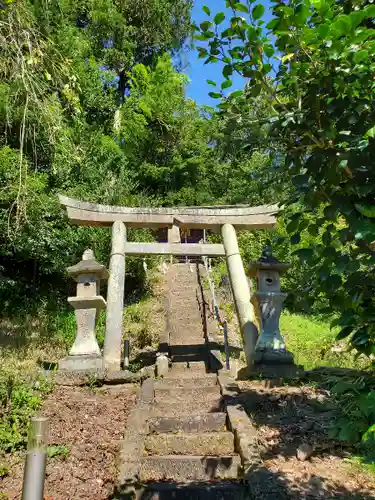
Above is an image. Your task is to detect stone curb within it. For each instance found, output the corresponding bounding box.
[116,378,155,496]
[43,365,155,387]
[217,375,262,481]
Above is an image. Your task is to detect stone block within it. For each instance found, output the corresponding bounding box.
[58,354,103,372]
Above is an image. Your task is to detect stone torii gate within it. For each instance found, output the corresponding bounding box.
[59,195,278,371]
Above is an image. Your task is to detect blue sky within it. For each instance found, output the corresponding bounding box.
[186,0,273,106]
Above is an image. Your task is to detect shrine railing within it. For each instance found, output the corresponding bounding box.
[202,256,230,371]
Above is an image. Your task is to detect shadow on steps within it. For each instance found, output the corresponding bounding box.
[111,480,249,499]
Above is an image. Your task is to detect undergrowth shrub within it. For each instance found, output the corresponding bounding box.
[0,373,52,454]
[329,375,375,458]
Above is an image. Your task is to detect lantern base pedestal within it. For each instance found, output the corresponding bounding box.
[59,354,103,372]
[251,348,299,379]
[255,348,294,364]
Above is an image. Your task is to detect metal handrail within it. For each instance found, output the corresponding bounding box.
[202,256,230,370]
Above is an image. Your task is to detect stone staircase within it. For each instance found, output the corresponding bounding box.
[116,264,252,499]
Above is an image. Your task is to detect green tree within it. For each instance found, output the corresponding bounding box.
[195,0,375,356]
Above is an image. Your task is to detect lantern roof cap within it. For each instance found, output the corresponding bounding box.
[66,249,109,280]
[248,241,290,276]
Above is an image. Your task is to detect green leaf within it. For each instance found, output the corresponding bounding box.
[252,4,265,21]
[323,205,336,221]
[221,79,233,89]
[336,326,354,340]
[332,16,352,36]
[290,232,301,245]
[354,204,375,218]
[365,126,375,139]
[202,5,211,16]
[206,80,216,87]
[353,50,368,64]
[229,90,244,99]
[235,2,250,13]
[223,65,233,78]
[200,21,212,31]
[266,19,279,30]
[208,92,222,99]
[281,53,294,63]
[214,12,226,25]
[294,248,314,263]
[308,224,319,237]
[326,274,342,291]
[198,47,208,58]
[264,45,275,58]
[194,34,209,41]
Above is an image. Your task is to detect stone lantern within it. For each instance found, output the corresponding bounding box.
[248,242,293,364]
[59,249,109,371]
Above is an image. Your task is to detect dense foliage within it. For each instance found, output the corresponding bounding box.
[0,0,194,306]
[195,0,375,357]
[0,0,285,312]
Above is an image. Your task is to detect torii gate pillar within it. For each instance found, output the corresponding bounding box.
[103,221,126,370]
[221,223,258,368]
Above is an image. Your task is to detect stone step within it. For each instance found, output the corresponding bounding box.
[140,455,242,481]
[155,385,220,399]
[144,432,235,456]
[157,374,217,387]
[148,413,226,434]
[169,361,206,374]
[139,482,248,499]
[169,339,205,347]
[151,395,222,416]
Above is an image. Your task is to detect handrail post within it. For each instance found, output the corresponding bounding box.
[223,321,230,371]
[22,417,49,500]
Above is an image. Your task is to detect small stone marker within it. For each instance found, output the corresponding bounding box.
[156,354,169,377]
[59,249,109,371]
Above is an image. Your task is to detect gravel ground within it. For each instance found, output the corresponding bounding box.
[238,380,375,499]
[1,384,137,500]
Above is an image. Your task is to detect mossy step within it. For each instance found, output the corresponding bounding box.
[148,413,226,434]
[144,432,235,456]
[140,455,242,481]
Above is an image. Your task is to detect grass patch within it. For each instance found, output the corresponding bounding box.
[281,311,368,370]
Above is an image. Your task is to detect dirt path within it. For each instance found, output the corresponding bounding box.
[2,384,137,500]
[238,380,375,499]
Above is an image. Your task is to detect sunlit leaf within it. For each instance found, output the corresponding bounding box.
[252,4,265,20]
[214,12,226,25]
[235,2,250,13]
[221,79,233,89]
